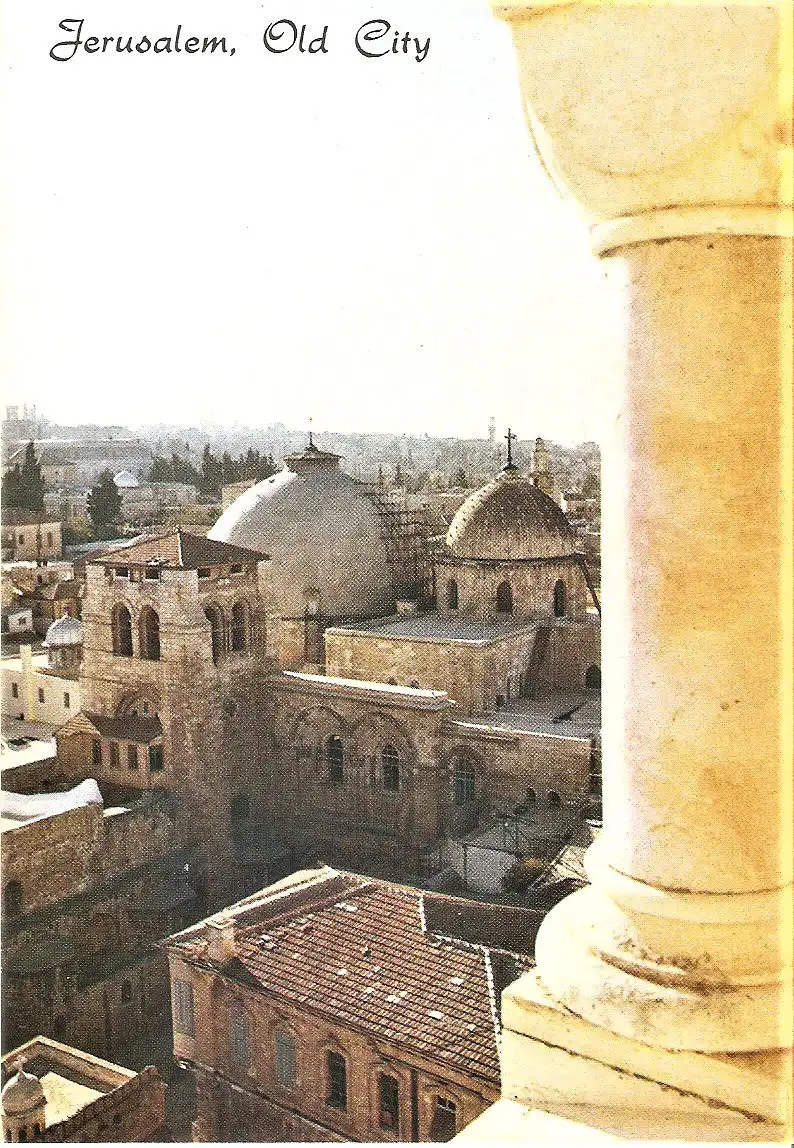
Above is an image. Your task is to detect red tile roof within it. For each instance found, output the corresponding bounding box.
[166,870,535,1085]
[90,529,266,570]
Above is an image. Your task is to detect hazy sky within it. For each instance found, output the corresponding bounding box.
[1,0,620,444]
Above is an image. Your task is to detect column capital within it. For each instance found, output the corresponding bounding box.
[493,1,793,254]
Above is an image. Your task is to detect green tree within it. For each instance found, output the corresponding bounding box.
[87,470,122,532]
[20,442,45,512]
[2,464,24,508]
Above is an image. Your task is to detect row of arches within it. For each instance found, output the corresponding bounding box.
[445,577,568,618]
[204,601,253,663]
[111,600,256,662]
[111,604,160,660]
[322,736,403,793]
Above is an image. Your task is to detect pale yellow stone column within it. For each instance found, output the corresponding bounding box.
[491,1,793,1058]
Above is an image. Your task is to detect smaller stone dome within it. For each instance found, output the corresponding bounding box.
[1,1067,45,1116]
[44,614,84,648]
[446,469,575,561]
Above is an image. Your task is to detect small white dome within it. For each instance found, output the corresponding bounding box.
[43,614,84,648]
[1,1068,45,1116]
[113,469,139,489]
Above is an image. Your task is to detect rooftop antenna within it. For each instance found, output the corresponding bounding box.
[308,416,314,449]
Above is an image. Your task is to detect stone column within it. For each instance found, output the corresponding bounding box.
[493,0,792,1060]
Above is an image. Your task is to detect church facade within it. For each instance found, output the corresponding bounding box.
[51,439,600,901]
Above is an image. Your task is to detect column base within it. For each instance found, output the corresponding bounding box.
[474,969,792,1141]
[533,863,793,1052]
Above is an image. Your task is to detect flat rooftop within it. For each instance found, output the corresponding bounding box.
[459,691,601,740]
[1,722,58,772]
[329,611,538,645]
[1,1037,135,1130]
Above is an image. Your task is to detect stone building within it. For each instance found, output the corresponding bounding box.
[1,514,63,563]
[0,773,194,1062]
[163,866,538,1143]
[1,1037,166,1142]
[6,449,600,1065]
[1,618,83,726]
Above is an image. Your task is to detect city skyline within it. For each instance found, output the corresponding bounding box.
[1,0,620,445]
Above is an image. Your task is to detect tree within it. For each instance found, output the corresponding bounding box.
[451,468,468,489]
[581,468,601,498]
[2,464,24,508]
[20,442,45,512]
[87,470,122,533]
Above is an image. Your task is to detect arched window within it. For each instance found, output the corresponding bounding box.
[112,604,133,656]
[548,791,562,809]
[525,787,537,806]
[3,880,22,916]
[453,760,476,805]
[381,745,400,793]
[326,736,344,787]
[446,579,459,610]
[553,579,567,618]
[205,606,224,664]
[121,979,133,1004]
[275,1028,297,1089]
[496,580,513,614]
[139,607,161,661]
[585,664,601,690]
[230,601,248,652]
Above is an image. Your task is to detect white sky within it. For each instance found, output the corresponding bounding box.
[1,0,620,445]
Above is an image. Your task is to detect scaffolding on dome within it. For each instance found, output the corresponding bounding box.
[358,483,435,608]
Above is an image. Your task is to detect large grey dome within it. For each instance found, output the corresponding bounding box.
[209,444,394,620]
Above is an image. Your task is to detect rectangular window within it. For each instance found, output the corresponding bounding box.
[379,1074,400,1131]
[275,1029,297,1089]
[115,566,129,578]
[109,742,120,769]
[47,532,53,547]
[230,1012,251,1067]
[430,1097,457,1142]
[197,568,211,579]
[172,978,195,1036]
[92,739,102,767]
[326,1051,347,1110]
[127,745,139,771]
[149,744,164,772]
[63,691,70,708]
[11,683,18,699]
[145,567,160,580]
[38,687,45,703]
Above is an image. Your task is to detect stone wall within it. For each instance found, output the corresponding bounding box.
[436,556,591,623]
[169,952,497,1143]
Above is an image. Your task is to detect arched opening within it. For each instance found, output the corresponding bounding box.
[139,607,161,661]
[585,663,601,690]
[525,787,536,806]
[548,791,562,809]
[111,604,133,657]
[446,579,459,610]
[496,580,513,614]
[3,880,22,916]
[205,606,225,664]
[121,979,133,1004]
[453,759,476,805]
[326,736,344,787]
[381,745,400,793]
[230,601,249,652]
[553,579,567,618]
